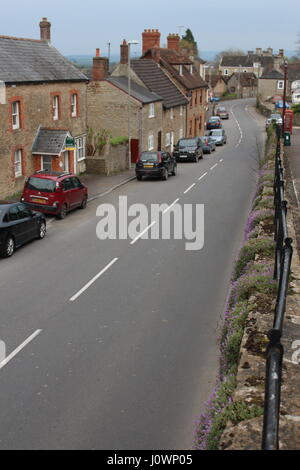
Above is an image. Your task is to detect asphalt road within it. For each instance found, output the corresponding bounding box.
[0,99,265,449]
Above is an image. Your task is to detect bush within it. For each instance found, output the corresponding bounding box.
[110,136,129,147]
[233,238,275,280]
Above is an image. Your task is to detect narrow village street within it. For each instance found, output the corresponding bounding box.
[0,99,265,449]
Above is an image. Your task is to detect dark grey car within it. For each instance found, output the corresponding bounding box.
[0,202,46,258]
[173,138,203,162]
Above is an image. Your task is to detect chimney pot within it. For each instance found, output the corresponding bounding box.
[39,17,51,42]
[92,52,109,81]
[142,28,161,54]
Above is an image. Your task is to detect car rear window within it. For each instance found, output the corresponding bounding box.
[27,177,56,192]
[140,152,159,162]
[210,130,223,136]
[178,139,197,147]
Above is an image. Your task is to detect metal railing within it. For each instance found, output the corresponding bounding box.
[262,136,293,450]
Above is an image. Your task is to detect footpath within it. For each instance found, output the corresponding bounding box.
[79,169,136,201]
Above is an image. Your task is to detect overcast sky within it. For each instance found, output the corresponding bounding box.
[1,0,299,56]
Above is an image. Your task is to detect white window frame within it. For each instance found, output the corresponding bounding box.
[148,134,154,151]
[179,65,183,76]
[14,149,22,177]
[12,101,20,130]
[149,102,155,118]
[180,105,183,116]
[41,155,52,172]
[190,65,193,74]
[76,135,86,162]
[165,132,171,147]
[170,107,174,120]
[53,95,59,120]
[71,94,78,117]
[277,80,284,90]
[179,128,183,139]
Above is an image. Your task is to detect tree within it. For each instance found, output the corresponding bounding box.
[180,28,198,57]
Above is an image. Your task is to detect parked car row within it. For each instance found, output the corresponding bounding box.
[0,170,88,258]
[135,126,228,181]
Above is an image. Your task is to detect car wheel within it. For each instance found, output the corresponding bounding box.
[1,236,15,258]
[57,203,67,220]
[172,165,177,176]
[136,174,143,181]
[162,168,168,181]
[38,221,46,239]
[80,196,87,209]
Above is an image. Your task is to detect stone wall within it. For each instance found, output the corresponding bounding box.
[85,142,128,176]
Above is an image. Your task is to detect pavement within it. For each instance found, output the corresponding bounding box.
[285,127,300,207]
[79,169,136,200]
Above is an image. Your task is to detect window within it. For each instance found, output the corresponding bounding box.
[277,80,284,90]
[224,69,229,76]
[14,149,22,177]
[170,108,174,120]
[76,136,86,162]
[179,128,184,139]
[195,92,197,106]
[180,105,183,116]
[12,101,20,130]
[52,95,59,120]
[71,94,78,117]
[179,65,183,76]
[190,65,193,74]
[149,103,155,118]
[17,203,31,219]
[165,132,171,147]
[42,155,52,172]
[148,134,154,151]
[62,178,73,191]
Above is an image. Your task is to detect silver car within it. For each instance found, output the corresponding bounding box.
[206,129,227,146]
[265,113,282,130]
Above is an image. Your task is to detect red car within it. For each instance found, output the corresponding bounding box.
[206,116,222,130]
[21,171,88,219]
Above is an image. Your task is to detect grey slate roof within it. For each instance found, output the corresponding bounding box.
[220,54,273,68]
[131,59,188,109]
[107,76,163,103]
[260,68,284,79]
[0,36,88,83]
[32,128,69,155]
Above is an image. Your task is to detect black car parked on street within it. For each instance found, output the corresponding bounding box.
[173,138,203,162]
[0,202,46,258]
[136,151,177,181]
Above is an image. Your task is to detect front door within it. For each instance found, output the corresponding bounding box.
[63,151,69,172]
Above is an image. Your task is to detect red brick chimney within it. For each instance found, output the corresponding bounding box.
[142,29,161,54]
[120,40,129,64]
[167,34,180,52]
[39,17,51,42]
[92,49,109,81]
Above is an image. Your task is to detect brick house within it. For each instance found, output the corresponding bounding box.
[140,30,209,138]
[226,72,258,98]
[0,18,88,199]
[87,47,164,162]
[112,38,188,153]
[219,48,285,78]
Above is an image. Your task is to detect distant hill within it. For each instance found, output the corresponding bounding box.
[66,50,298,67]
